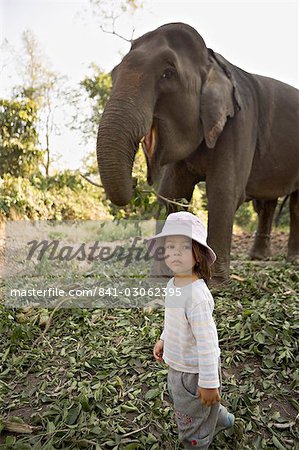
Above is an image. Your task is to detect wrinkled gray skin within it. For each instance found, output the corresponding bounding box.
[155,160,283,261]
[97,23,299,282]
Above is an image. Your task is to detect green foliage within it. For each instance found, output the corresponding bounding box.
[0,175,48,219]
[31,169,86,192]
[234,201,258,231]
[0,172,109,220]
[80,66,112,139]
[0,258,298,449]
[81,64,112,106]
[0,98,43,177]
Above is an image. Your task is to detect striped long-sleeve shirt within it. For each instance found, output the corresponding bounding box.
[160,277,221,388]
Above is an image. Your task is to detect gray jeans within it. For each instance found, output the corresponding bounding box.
[167,357,226,449]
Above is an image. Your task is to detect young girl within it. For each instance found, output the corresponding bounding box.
[147,211,234,449]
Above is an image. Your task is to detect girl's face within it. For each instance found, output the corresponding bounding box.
[164,235,196,275]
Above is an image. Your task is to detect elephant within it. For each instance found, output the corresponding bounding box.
[155,158,287,263]
[96,22,299,283]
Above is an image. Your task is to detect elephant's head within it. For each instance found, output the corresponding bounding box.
[97,22,241,206]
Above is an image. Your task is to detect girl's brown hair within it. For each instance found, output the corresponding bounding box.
[191,240,213,282]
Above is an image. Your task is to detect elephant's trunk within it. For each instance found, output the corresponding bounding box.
[97,85,154,206]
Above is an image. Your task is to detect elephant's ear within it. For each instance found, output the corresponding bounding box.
[200,50,241,148]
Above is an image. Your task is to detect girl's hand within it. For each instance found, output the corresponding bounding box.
[198,387,221,406]
[153,339,164,362]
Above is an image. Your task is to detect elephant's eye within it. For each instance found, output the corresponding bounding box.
[161,68,175,80]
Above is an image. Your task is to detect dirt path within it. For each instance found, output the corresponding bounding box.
[231,231,288,260]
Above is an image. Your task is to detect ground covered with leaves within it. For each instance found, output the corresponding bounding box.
[0,232,298,450]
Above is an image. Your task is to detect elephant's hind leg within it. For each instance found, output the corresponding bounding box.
[249,199,278,260]
[287,190,299,264]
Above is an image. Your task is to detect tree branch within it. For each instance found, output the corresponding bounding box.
[80,173,103,188]
[141,190,191,208]
[100,15,135,43]
[100,24,134,43]
[79,175,191,208]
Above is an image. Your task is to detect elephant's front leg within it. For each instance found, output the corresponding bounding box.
[249,199,278,260]
[206,188,239,283]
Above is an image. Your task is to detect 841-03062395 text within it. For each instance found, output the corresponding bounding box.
[96,286,181,297]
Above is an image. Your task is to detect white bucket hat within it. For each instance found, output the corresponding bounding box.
[146,211,216,265]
